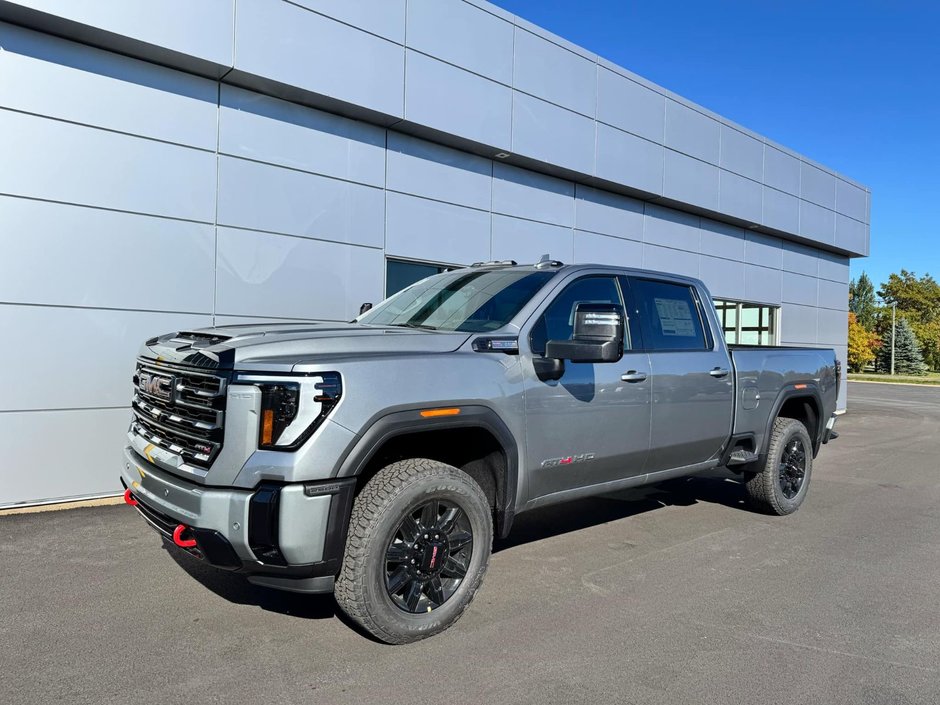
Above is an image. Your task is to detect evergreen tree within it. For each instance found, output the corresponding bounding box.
[849,272,878,330]
[875,316,928,375]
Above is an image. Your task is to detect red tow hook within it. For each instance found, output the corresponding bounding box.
[172,524,198,549]
[123,488,138,506]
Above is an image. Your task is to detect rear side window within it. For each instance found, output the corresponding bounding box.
[631,279,709,351]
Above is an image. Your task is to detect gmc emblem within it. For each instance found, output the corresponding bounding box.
[138,371,173,401]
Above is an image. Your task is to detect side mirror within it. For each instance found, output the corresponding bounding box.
[545,303,624,363]
[359,302,373,315]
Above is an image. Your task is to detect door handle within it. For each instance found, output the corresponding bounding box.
[621,371,648,383]
[709,367,730,378]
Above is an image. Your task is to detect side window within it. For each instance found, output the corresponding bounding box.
[631,279,709,351]
[529,276,626,356]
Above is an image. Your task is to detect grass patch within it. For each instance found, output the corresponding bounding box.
[848,372,940,386]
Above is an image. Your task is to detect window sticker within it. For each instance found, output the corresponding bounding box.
[654,297,696,337]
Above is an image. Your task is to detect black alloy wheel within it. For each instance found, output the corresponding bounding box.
[385,499,474,613]
[778,438,807,499]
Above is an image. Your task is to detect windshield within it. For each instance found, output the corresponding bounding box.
[358,269,557,332]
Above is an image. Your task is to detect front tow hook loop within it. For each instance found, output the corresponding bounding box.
[123,488,138,506]
[173,524,197,549]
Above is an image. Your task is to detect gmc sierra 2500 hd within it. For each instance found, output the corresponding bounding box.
[121,258,840,643]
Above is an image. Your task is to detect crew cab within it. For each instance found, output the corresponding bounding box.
[121,259,840,643]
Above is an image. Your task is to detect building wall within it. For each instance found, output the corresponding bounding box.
[0,2,862,506]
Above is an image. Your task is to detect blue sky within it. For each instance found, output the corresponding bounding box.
[492,0,939,290]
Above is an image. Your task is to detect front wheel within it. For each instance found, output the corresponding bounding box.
[335,458,493,644]
[744,417,813,515]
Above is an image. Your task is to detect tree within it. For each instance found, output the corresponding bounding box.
[878,270,940,371]
[849,272,878,330]
[875,316,928,375]
[847,313,879,372]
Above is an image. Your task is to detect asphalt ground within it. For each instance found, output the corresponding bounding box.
[2,381,939,704]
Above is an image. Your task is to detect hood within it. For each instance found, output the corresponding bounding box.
[138,322,473,371]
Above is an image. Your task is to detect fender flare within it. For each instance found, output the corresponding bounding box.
[335,404,520,539]
[760,384,825,460]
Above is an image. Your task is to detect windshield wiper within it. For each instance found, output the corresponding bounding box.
[394,322,439,331]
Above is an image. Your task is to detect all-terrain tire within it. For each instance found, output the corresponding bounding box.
[335,458,493,644]
[744,417,813,515]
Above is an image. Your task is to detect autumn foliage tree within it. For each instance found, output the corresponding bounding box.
[847,313,879,372]
[878,270,940,371]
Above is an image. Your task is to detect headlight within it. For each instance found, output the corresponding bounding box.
[233,372,342,450]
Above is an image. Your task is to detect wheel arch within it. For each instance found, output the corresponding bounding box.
[761,386,824,459]
[335,405,520,539]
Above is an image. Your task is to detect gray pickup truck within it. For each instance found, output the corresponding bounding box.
[121,259,840,643]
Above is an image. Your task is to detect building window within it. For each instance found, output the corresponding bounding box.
[386,259,450,298]
[714,299,779,345]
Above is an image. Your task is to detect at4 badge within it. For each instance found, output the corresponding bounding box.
[540,452,596,468]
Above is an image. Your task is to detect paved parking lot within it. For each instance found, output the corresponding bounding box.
[2,382,939,704]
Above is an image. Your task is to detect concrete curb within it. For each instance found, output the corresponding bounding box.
[848,379,940,388]
[0,495,123,516]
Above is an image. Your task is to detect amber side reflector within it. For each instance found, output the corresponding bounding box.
[420,408,461,418]
[794,383,808,390]
[261,408,275,445]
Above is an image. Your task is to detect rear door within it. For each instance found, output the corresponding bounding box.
[628,277,733,472]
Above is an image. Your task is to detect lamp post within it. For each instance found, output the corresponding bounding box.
[890,301,896,376]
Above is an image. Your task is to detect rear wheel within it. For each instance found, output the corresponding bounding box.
[744,417,813,515]
[335,458,492,644]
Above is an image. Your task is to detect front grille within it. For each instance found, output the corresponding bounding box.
[131,359,228,467]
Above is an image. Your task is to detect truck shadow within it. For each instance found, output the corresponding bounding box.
[494,469,749,553]
[164,470,749,624]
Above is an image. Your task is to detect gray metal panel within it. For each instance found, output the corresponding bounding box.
[663,150,719,211]
[835,214,868,256]
[800,161,837,209]
[781,241,819,277]
[0,108,216,222]
[0,22,218,150]
[214,227,384,321]
[0,408,132,506]
[406,0,512,84]
[745,231,783,269]
[219,85,386,188]
[817,307,847,345]
[718,170,762,224]
[799,200,836,244]
[0,196,214,313]
[234,0,405,118]
[818,251,850,283]
[490,214,574,263]
[719,124,763,181]
[595,66,665,142]
[595,123,664,196]
[574,184,644,240]
[387,131,492,210]
[699,219,745,261]
[289,0,406,44]
[763,145,801,196]
[492,164,575,227]
[0,0,235,68]
[818,278,849,312]
[641,244,699,279]
[217,156,384,248]
[0,304,210,410]
[699,255,745,301]
[745,264,782,304]
[405,50,512,149]
[762,185,800,234]
[836,179,868,223]
[780,302,818,344]
[512,25,595,117]
[664,100,720,165]
[643,204,700,252]
[782,271,818,307]
[512,92,595,174]
[385,191,490,265]
[573,230,642,265]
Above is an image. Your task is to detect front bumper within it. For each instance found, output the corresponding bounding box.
[121,446,354,593]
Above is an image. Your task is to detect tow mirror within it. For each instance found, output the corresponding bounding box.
[359,302,373,315]
[545,303,624,364]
